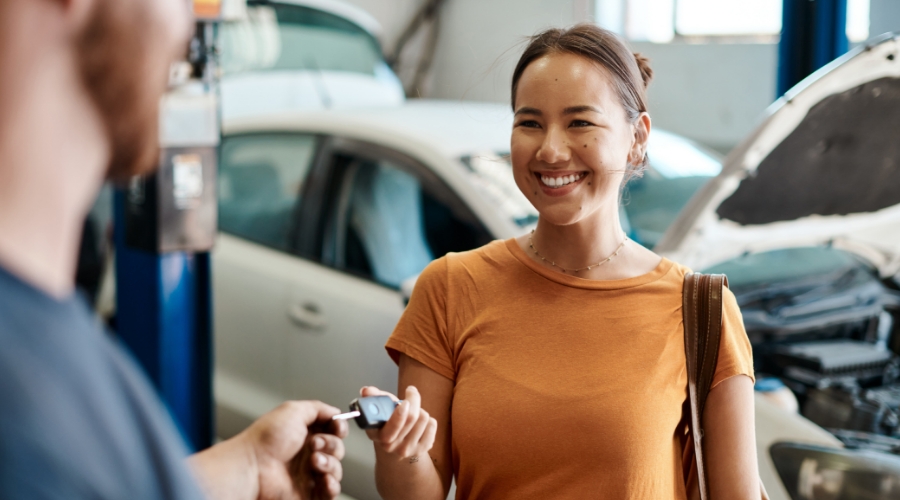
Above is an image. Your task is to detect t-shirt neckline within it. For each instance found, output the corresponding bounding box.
[504,237,675,290]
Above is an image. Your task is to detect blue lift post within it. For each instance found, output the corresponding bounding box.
[778,0,849,96]
[113,17,220,452]
[113,203,213,451]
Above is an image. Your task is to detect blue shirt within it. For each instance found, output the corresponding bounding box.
[0,264,204,499]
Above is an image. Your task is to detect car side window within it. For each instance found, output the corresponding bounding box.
[218,133,317,252]
[324,152,492,289]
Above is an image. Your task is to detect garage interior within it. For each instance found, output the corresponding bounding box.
[8,0,900,499]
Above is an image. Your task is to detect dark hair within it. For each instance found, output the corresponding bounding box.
[511,24,653,175]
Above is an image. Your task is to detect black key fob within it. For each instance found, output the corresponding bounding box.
[350,396,399,429]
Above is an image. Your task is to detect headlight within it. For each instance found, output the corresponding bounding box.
[770,442,900,499]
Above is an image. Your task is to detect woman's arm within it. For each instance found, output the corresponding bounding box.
[703,374,760,499]
[363,355,454,500]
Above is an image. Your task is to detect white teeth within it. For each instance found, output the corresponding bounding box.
[540,173,583,188]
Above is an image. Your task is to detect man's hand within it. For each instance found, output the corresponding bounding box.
[189,400,349,500]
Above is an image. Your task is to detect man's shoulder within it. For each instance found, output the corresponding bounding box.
[0,268,202,500]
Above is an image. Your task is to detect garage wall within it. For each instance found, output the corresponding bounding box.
[871,0,900,40]
[345,0,900,153]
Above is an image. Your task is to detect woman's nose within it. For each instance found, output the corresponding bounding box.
[536,126,571,164]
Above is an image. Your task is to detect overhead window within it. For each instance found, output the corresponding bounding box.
[598,0,870,43]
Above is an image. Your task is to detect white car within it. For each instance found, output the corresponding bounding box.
[214,30,900,496]
[219,0,405,121]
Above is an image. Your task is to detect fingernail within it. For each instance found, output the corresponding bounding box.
[316,453,326,467]
[313,436,325,450]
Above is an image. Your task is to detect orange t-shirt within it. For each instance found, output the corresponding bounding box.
[385,238,754,499]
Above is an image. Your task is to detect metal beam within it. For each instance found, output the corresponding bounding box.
[114,192,213,451]
[778,0,849,96]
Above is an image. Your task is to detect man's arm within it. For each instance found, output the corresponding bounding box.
[188,400,348,500]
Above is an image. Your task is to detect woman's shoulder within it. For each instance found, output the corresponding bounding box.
[416,239,514,287]
[437,238,515,271]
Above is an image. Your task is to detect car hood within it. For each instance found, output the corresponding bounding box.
[656,34,900,277]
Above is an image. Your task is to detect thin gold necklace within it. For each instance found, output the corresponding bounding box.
[528,230,628,274]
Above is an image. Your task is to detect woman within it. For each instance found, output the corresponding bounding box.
[361,24,759,499]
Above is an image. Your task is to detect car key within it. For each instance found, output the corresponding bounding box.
[332,396,400,429]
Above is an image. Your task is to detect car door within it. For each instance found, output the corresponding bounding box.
[213,131,325,437]
[283,137,492,499]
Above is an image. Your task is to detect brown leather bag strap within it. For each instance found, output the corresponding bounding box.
[683,273,728,500]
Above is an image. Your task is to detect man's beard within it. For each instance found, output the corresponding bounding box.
[75,0,181,182]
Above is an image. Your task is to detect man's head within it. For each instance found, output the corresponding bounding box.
[74,0,192,180]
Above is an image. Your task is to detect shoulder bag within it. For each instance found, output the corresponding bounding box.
[682,273,769,500]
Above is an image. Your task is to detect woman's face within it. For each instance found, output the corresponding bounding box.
[511,52,648,227]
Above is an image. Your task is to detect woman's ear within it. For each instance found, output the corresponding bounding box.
[629,112,651,165]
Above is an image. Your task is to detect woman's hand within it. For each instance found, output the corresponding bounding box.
[361,386,438,462]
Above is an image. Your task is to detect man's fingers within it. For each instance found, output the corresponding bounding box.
[290,400,342,425]
[311,452,343,482]
[271,400,342,435]
[315,473,341,500]
[311,433,345,461]
[327,418,348,439]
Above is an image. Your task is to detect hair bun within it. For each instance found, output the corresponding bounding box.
[633,52,653,88]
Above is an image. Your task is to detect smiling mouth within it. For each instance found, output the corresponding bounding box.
[537,172,587,188]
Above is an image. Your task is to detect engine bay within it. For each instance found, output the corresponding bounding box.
[708,246,900,455]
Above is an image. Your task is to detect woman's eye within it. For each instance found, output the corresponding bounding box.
[516,120,541,128]
[570,120,593,128]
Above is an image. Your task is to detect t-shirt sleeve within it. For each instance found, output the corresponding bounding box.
[385,256,456,381]
[711,286,756,389]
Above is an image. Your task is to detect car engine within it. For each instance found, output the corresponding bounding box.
[721,249,900,455]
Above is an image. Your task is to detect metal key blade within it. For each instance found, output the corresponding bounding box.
[332,410,361,421]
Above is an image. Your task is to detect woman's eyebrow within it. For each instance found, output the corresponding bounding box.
[514,107,542,116]
[563,105,602,115]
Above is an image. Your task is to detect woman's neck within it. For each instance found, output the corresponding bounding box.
[530,212,626,273]
[519,200,663,281]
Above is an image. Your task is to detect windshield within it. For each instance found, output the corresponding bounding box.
[701,246,872,292]
[461,153,538,228]
[220,2,387,76]
[461,130,722,241]
[623,130,722,248]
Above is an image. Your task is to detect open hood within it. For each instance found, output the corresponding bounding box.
[656,34,900,277]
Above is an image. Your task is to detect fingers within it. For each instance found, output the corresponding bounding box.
[251,400,344,463]
[315,473,341,500]
[311,451,343,482]
[380,386,421,446]
[287,400,343,427]
[310,435,343,500]
[420,416,439,453]
[397,408,431,457]
[360,385,400,402]
[363,386,437,459]
[311,433,345,461]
